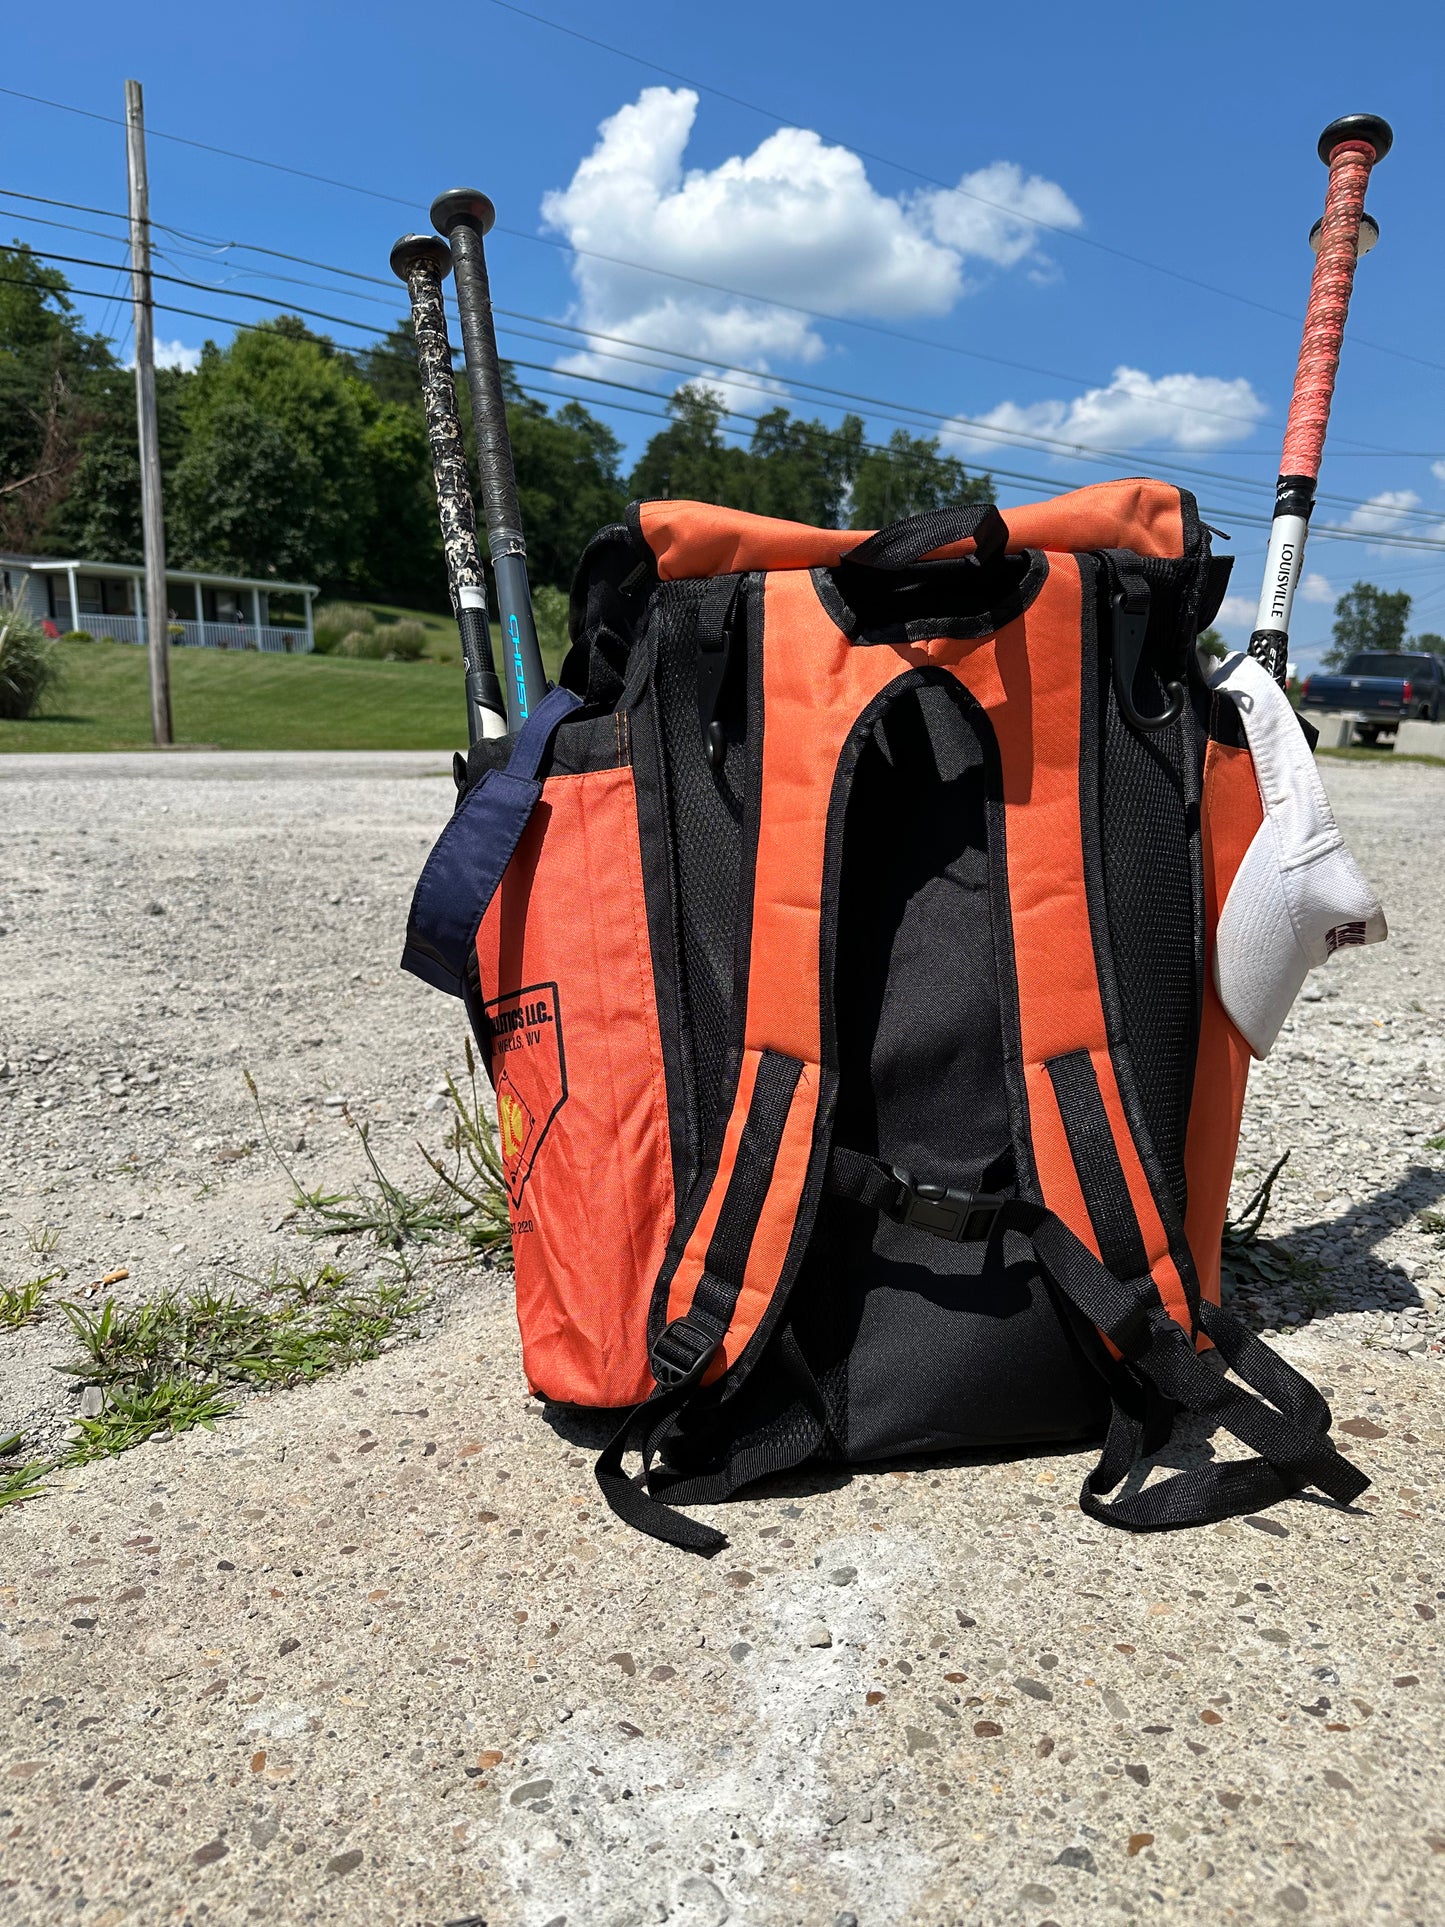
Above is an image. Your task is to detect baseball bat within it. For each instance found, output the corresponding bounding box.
[389,232,507,744]
[1248,114,1392,687]
[430,188,548,730]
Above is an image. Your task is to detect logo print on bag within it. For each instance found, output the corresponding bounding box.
[482,980,567,1208]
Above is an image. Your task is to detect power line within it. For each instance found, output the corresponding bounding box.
[21,248,396,338]
[4,78,1442,395]
[0,186,1282,432]
[489,312,1445,526]
[479,0,1442,386]
[10,225,1442,530]
[4,185,1436,461]
[4,262,1442,559]
[0,86,413,208]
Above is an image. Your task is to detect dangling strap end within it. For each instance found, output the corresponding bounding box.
[593,1319,729,1554]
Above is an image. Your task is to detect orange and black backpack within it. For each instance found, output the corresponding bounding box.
[402,480,1368,1552]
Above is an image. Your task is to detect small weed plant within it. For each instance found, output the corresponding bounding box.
[420,1037,513,1255]
[25,1221,60,1258]
[0,1272,57,1329]
[0,1460,50,1511]
[0,1261,431,1508]
[1219,1150,1324,1300]
[246,1051,510,1268]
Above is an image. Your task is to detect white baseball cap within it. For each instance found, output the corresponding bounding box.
[1210,650,1386,1059]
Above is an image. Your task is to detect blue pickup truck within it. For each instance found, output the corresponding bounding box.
[1299,650,1445,744]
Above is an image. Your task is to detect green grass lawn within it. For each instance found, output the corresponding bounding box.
[1,602,575,753]
[0,639,479,752]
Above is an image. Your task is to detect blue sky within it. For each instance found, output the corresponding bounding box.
[4,0,1443,665]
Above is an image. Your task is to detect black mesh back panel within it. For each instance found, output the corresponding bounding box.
[1098,650,1198,1214]
[665,679,1106,1485]
[649,580,750,1159]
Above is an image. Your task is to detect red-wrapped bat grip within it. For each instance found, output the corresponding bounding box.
[1279,140,1377,480]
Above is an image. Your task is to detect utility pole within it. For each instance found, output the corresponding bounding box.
[125,78,172,745]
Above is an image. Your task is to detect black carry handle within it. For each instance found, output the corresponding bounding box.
[846,502,1010,571]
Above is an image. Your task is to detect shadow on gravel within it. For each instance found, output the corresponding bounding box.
[1224,1163,1445,1344]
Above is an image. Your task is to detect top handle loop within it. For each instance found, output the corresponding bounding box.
[845,502,1010,571]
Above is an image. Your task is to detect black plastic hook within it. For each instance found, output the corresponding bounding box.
[1110,585,1184,733]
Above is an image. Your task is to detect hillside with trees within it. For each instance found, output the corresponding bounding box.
[0,243,991,603]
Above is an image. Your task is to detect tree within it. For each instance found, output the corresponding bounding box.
[0,244,123,553]
[505,389,626,589]
[629,385,991,533]
[628,384,750,507]
[850,428,993,528]
[1324,581,1412,669]
[743,408,863,526]
[1196,626,1227,661]
[46,365,190,563]
[169,322,376,586]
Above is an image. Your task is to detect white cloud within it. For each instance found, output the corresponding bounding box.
[1214,595,1259,635]
[541,87,1081,389]
[153,339,201,373]
[1337,487,1421,535]
[1299,571,1335,604]
[1432,459,1445,484]
[912,160,1083,276]
[122,337,202,375]
[941,364,1266,457]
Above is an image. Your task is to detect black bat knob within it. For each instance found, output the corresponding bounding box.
[430,189,497,239]
[1317,114,1393,165]
[390,232,453,282]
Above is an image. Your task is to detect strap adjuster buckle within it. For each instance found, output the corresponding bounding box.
[888,1169,1004,1243]
[650,1317,720,1389]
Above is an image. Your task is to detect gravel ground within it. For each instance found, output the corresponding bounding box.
[1,749,1442,1927]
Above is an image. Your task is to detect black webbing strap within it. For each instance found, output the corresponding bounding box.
[595,1050,804,1552]
[695,572,744,764]
[1044,1050,1176,1473]
[1045,1052,1151,1281]
[826,1144,1010,1243]
[1013,1204,1367,1527]
[846,502,1010,570]
[829,1132,1369,1531]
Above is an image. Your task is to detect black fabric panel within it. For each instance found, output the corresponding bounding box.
[831,1222,1108,1458]
[1044,1050,1151,1282]
[1093,565,1200,1218]
[798,677,1099,1461]
[830,681,1011,1186]
[649,577,754,1162]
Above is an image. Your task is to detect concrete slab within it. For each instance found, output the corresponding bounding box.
[1305,711,1357,749]
[1394,717,1445,759]
[2,753,1444,1926]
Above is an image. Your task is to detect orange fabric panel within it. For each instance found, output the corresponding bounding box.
[942,562,1192,1330]
[475,766,670,1409]
[639,501,855,582]
[1184,741,1265,1305]
[637,480,1190,583]
[669,556,1194,1368]
[665,571,904,1357]
[1001,480,1185,562]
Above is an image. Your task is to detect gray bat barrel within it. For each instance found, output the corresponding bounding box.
[388,233,506,744]
[429,189,548,729]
